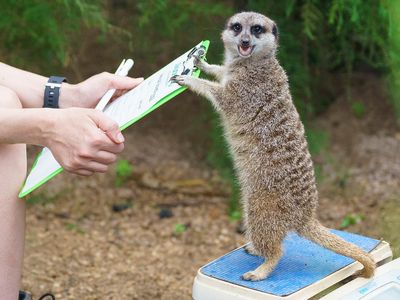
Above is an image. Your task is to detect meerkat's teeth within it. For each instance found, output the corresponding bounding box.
[238,45,254,57]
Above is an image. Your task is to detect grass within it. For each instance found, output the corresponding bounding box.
[115,159,133,187]
[351,101,366,119]
[340,213,364,229]
[173,223,187,235]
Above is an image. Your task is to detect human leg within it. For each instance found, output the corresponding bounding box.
[0,86,27,299]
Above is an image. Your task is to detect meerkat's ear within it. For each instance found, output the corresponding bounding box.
[272,23,279,41]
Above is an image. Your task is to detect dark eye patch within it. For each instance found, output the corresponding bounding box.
[230,22,242,34]
[251,25,266,36]
[272,24,279,39]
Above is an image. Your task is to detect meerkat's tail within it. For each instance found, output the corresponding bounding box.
[299,219,376,278]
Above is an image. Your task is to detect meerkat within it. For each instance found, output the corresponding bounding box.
[171,11,376,281]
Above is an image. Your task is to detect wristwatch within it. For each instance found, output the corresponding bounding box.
[43,76,67,108]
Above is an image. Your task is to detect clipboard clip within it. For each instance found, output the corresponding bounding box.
[187,45,207,60]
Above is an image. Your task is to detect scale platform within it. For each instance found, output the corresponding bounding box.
[192,230,392,300]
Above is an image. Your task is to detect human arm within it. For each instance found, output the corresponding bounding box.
[0,62,143,109]
[0,106,125,175]
[0,63,144,175]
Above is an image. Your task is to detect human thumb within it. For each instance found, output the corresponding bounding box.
[91,111,124,144]
[109,75,144,90]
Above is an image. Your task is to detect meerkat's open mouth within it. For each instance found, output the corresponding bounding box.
[238,45,254,57]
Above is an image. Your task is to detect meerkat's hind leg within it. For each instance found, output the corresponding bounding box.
[242,244,283,281]
[244,243,259,256]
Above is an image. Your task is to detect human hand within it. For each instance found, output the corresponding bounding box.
[44,108,125,176]
[59,72,143,109]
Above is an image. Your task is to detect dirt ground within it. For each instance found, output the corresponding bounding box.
[21,73,400,299]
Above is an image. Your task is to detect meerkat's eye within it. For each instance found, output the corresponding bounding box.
[251,25,265,35]
[231,23,242,33]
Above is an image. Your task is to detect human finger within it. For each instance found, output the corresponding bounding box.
[90,111,124,144]
[111,89,130,101]
[106,74,144,90]
[98,139,125,154]
[74,169,95,176]
[84,161,109,173]
[94,151,118,164]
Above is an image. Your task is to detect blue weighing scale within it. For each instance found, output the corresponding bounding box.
[193,230,394,300]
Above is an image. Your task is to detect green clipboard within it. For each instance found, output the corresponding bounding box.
[19,40,210,198]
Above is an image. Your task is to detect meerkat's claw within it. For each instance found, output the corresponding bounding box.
[170,75,189,86]
[170,75,179,83]
[242,270,267,281]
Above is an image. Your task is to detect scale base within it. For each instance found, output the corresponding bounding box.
[192,231,392,300]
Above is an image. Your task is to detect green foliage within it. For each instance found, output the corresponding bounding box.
[2,0,400,219]
[340,213,364,229]
[115,159,133,187]
[173,223,187,235]
[136,1,230,38]
[229,209,242,222]
[383,0,400,120]
[301,0,323,40]
[0,0,108,71]
[305,127,329,182]
[113,0,232,75]
[243,1,396,117]
[306,128,329,156]
[351,101,366,119]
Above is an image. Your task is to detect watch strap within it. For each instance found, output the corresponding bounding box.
[43,76,67,108]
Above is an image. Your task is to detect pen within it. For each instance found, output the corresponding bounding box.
[95,58,134,111]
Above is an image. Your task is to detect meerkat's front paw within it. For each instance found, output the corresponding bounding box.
[170,74,190,86]
[242,270,268,282]
[192,54,205,69]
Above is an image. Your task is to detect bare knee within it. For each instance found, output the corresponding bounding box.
[0,146,27,195]
[0,86,26,188]
[0,86,22,109]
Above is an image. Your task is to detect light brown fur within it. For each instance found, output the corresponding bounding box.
[171,12,375,281]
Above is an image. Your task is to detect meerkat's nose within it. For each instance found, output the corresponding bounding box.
[241,39,250,47]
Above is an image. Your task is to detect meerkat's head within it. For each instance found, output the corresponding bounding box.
[222,12,278,61]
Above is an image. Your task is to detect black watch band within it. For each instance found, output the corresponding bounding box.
[43,76,67,108]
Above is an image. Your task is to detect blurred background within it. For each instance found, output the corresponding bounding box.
[1,1,399,299]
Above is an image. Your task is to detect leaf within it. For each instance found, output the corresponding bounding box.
[229,210,242,221]
[301,0,323,40]
[340,213,364,229]
[351,101,366,118]
[115,159,133,187]
[174,223,187,235]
